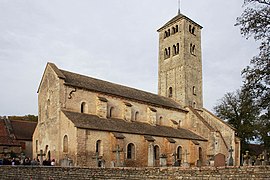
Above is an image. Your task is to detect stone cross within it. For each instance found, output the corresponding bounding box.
[228,146,234,166]
[183,149,189,163]
[37,150,46,165]
[113,145,123,167]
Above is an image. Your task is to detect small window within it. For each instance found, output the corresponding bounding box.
[63,135,68,153]
[199,147,203,161]
[172,27,175,34]
[36,140,38,153]
[164,48,168,59]
[127,143,135,160]
[96,140,101,155]
[107,107,114,118]
[176,25,178,32]
[192,27,195,34]
[168,29,170,36]
[134,111,139,121]
[81,102,88,113]
[190,44,195,55]
[154,145,160,160]
[177,146,182,160]
[158,116,163,125]
[169,87,173,98]
[173,45,176,56]
[193,86,196,95]
[189,25,192,32]
[176,43,179,54]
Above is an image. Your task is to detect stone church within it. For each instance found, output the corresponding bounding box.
[33,12,241,167]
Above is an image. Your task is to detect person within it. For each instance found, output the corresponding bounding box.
[51,159,55,166]
[31,158,38,166]
[11,158,15,166]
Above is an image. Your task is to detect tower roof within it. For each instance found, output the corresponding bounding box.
[157,13,203,32]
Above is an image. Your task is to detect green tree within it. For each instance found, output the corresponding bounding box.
[214,89,260,152]
[235,0,270,149]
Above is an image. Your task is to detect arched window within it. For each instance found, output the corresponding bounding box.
[176,25,179,32]
[192,27,195,34]
[45,145,49,154]
[189,25,192,32]
[199,147,203,161]
[164,48,168,59]
[169,87,173,98]
[192,45,195,55]
[157,116,163,125]
[173,45,176,56]
[134,111,139,121]
[107,107,114,118]
[193,86,196,95]
[177,146,182,160]
[127,143,135,159]
[176,43,180,54]
[164,31,167,39]
[96,140,101,155]
[81,102,88,113]
[168,29,170,36]
[168,47,171,56]
[63,135,68,153]
[154,145,160,160]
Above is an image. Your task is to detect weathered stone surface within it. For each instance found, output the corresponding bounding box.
[0,166,269,180]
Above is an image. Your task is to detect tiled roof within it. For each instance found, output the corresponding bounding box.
[48,63,186,112]
[10,120,37,140]
[62,110,206,141]
[0,119,20,146]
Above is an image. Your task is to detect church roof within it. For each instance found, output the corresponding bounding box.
[48,63,186,112]
[157,13,203,32]
[62,110,207,141]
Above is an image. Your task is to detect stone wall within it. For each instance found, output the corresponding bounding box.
[0,166,269,180]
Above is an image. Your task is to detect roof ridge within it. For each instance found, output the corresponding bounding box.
[202,108,236,131]
[188,106,216,131]
[59,69,161,97]
[9,119,37,123]
[58,68,187,112]
[62,110,206,141]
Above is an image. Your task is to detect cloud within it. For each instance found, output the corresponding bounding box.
[0,0,258,115]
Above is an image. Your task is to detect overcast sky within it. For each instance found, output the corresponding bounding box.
[0,0,258,116]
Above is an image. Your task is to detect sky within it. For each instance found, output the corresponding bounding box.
[0,0,258,116]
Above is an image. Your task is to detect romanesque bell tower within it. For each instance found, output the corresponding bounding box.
[157,12,203,109]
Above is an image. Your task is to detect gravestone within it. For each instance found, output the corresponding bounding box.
[243,151,249,166]
[214,153,225,167]
[182,149,190,167]
[160,156,167,167]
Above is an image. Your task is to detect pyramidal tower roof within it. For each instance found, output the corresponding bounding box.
[157,13,203,32]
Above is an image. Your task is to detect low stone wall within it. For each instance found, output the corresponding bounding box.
[0,166,269,179]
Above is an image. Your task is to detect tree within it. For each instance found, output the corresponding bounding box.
[214,89,260,152]
[235,0,270,149]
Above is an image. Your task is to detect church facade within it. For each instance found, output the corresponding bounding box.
[33,12,241,167]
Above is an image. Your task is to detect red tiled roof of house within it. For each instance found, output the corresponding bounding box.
[10,120,37,141]
[0,119,20,146]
